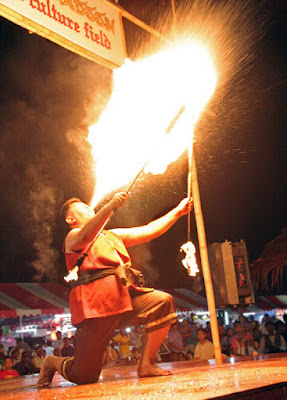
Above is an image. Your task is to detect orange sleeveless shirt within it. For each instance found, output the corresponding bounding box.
[64,230,133,325]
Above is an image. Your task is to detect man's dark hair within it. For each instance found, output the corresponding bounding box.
[60,198,82,221]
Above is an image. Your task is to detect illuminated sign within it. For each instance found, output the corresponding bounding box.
[0,0,127,68]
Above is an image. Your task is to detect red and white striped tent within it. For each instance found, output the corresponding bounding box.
[0,283,70,319]
[0,284,286,320]
[164,288,287,312]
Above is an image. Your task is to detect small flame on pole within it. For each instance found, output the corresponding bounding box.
[180,241,199,277]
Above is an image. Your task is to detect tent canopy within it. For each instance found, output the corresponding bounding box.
[0,284,286,320]
[0,283,70,318]
[164,288,287,313]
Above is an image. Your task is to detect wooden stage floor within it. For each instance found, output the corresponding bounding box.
[0,354,286,400]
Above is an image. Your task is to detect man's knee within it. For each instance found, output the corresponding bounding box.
[63,357,101,385]
[154,291,175,308]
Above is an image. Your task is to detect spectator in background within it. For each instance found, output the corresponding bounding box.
[61,337,74,357]
[112,329,131,360]
[9,338,25,358]
[252,340,261,356]
[53,331,64,351]
[0,344,7,358]
[179,319,195,354]
[130,326,145,356]
[110,342,119,360]
[252,320,261,342]
[231,321,253,356]
[15,351,37,376]
[169,352,179,362]
[261,313,272,335]
[131,347,141,364]
[275,321,287,344]
[11,349,20,367]
[104,342,119,363]
[260,321,286,354]
[32,345,45,372]
[45,340,55,356]
[0,356,19,379]
[217,319,225,341]
[221,328,234,356]
[54,348,61,357]
[194,328,214,360]
[168,323,184,354]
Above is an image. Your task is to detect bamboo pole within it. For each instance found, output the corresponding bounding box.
[191,152,223,364]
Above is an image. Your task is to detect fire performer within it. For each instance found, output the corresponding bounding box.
[37,192,193,386]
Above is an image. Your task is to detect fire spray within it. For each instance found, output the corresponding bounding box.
[64,106,186,283]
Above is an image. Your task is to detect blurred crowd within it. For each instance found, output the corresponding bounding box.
[0,331,74,379]
[0,313,286,380]
[104,313,287,365]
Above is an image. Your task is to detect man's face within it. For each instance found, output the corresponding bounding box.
[227,329,234,337]
[4,358,13,369]
[235,324,242,334]
[22,352,29,361]
[197,330,206,342]
[36,346,43,356]
[12,350,19,359]
[68,202,95,226]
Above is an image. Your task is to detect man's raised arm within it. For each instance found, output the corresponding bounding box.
[65,193,128,253]
[112,197,193,248]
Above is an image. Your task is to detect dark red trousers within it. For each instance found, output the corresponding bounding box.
[62,290,177,384]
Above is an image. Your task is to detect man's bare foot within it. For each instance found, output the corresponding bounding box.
[37,355,58,387]
[138,364,172,378]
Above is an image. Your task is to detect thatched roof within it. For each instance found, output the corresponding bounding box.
[252,228,287,293]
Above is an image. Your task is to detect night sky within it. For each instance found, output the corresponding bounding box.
[0,0,286,291]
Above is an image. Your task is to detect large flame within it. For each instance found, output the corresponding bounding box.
[88,40,217,206]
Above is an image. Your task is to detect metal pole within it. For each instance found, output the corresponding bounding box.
[191,153,223,364]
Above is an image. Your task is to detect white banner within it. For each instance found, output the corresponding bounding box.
[0,0,127,68]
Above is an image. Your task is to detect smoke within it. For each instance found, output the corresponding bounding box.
[0,25,112,281]
[27,166,59,281]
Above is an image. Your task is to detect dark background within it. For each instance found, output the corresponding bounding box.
[0,0,286,291]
